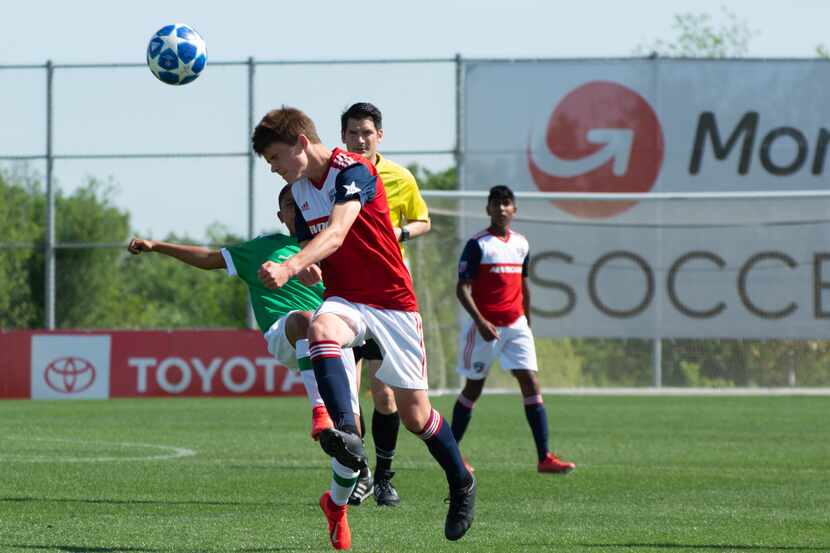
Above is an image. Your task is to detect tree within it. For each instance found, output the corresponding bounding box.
[635,7,755,58]
[0,169,41,328]
[120,223,250,330]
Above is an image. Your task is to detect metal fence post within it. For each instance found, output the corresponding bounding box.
[246,56,256,330]
[45,60,55,330]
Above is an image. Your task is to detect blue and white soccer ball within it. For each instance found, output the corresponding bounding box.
[146,23,207,85]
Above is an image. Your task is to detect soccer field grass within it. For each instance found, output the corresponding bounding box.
[0,395,828,553]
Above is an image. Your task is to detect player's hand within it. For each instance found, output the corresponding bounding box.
[258,260,291,289]
[127,238,154,255]
[476,320,499,342]
[297,264,322,286]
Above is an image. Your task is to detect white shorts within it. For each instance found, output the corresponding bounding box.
[263,311,359,413]
[263,311,300,369]
[456,315,538,380]
[314,296,428,390]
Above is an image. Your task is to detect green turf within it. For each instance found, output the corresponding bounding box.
[0,395,828,552]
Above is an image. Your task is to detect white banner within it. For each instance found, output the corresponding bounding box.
[462,60,830,338]
[31,335,111,399]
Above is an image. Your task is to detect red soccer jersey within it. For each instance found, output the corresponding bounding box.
[458,228,529,326]
[292,148,418,312]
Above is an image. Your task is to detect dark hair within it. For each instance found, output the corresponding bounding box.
[340,102,383,134]
[278,184,293,208]
[252,107,321,155]
[488,185,515,204]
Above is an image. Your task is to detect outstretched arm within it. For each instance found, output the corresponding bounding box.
[127,238,226,270]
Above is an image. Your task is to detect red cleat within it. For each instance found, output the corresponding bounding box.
[538,452,575,474]
[311,405,334,441]
[319,491,351,550]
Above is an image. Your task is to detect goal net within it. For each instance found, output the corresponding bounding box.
[410,190,830,390]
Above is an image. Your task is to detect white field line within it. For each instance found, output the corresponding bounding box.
[0,436,196,462]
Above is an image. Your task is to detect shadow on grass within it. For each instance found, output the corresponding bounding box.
[1,544,300,552]
[0,496,293,508]
[576,543,828,551]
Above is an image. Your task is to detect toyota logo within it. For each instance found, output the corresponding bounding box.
[44,356,97,394]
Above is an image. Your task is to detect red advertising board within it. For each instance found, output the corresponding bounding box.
[0,330,306,400]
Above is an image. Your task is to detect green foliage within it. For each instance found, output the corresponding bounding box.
[0,170,41,327]
[635,7,755,58]
[121,228,249,330]
[0,168,250,330]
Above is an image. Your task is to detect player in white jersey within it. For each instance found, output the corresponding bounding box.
[451,185,576,474]
[251,107,475,549]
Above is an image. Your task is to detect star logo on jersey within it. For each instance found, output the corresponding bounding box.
[343,181,361,196]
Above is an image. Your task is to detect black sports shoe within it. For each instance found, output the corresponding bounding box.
[319,428,368,472]
[348,467,374,506]
[444,475,476,541]
[373,471,401,507]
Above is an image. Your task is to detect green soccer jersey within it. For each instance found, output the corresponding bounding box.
[221,233,324,333]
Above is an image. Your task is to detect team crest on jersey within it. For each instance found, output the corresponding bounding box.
[301,201,310,211]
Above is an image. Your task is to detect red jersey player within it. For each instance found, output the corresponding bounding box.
[251,107,475,549]
[451,185,576,475]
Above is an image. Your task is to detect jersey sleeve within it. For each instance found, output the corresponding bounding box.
[294,203,312,242]
[222,241,258,282]
[522,251,530,277]
[458,239,482,281]
[335,164,376,206]
[402,172,430,221]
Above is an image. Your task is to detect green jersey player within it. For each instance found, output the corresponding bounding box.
[127,185,359,439]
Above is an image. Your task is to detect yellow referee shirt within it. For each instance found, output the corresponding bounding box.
[375,153,429,255]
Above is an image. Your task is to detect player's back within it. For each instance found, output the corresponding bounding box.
[222,232,324,332]
[292,148,418,312]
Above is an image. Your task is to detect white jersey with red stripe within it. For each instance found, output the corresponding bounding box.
[292,147,418,312]
[458,228,529,326]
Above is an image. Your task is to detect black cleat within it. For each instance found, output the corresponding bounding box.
[348,466,374,506]
[373,471,401,507]
[319,428,368,472]
[444,475,476,541]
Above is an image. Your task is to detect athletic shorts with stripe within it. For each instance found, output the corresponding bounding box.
[456,315,538,380]
[313,296,428,390]
[263,310,359,413]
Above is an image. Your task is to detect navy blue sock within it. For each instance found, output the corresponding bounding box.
[372,410,399,475]
[451,394,475,443]
[310,341,357,434]
[418,408,471,490]
[523,394,549,462]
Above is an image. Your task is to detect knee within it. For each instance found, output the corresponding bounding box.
[461,379,484,402]
[285,311,312,344]
[370,380,396,413]
[513,371,540,396]
[308,315,336,342]
[398,409,426,434]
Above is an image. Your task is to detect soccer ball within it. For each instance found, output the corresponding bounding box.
[146,23,207,85]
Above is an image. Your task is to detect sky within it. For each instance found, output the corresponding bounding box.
[2,0,829,241]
